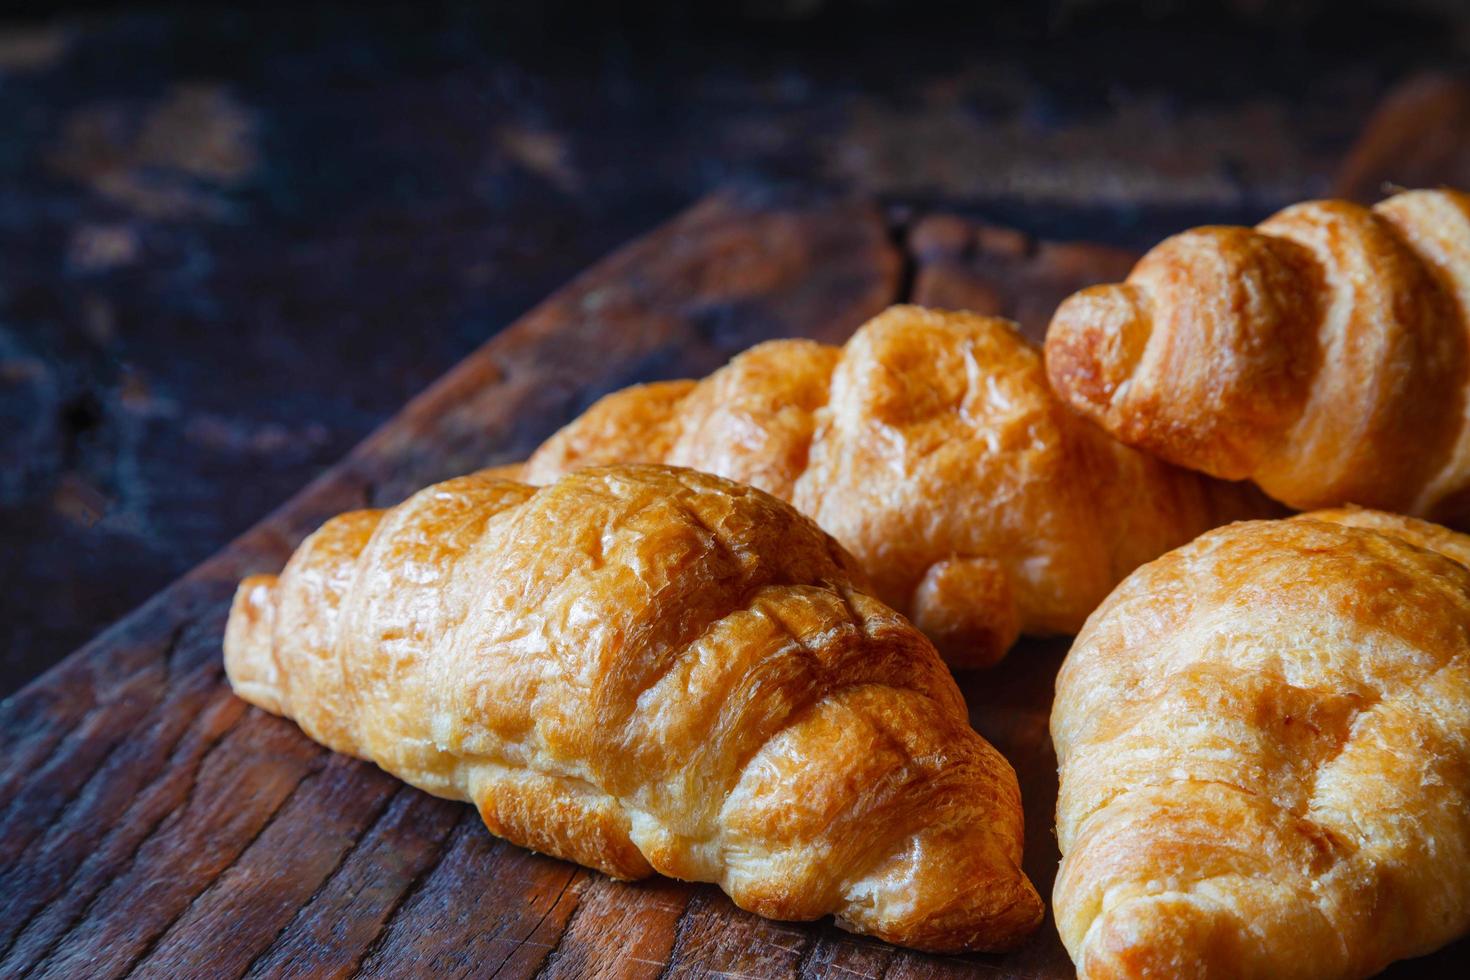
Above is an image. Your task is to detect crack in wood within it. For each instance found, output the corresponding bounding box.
[656,889,708,980]
[349,808,476,977]
[238,781,411,978]
[3,628,208,867]
[0,622,187,883]
[13,697,250,977]
[115,749,328,979]
[0,698,106,844]
[0,682,237,969]
[489,867,584,979]
[792,928,828,978]
[528,878,605,980]
[34,708,254,968]
[0,699,96,803]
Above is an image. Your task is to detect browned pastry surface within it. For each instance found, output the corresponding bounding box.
[514,305,1266,667]
[224,464,1043,953]
[1052,509,1470,978]
[1045,188,1470,525]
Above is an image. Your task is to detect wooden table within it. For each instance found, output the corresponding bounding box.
[4,177,1467,977]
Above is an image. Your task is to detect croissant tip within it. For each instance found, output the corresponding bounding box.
[838,833,1044,953]
[1044,284,1151,424]
[837,871,1043,955]
[1076,894,1240,980]
[951,876,1047,954]
[987,874,1048,950]
[223,574,282,713]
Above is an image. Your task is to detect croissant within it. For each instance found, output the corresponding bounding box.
[1052,508,1470,978]
[1045,188,1470,524]
[511,305,1267,668]
[223,464,1043,952]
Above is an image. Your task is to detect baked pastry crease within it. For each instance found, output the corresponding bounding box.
[1052,508,1470,979]
[514,305,1267,667]
[224,464,1043,952]
[1045,187,1470,525]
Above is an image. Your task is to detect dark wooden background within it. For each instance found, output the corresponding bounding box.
[4,0,1469,696]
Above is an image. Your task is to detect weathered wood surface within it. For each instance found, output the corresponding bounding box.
[7,193,1470,977]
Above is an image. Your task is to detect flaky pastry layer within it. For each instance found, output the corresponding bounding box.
[1053,508,1470,978]
[1046,188,1470,525]
[516,306,1266,667]
[225,464,1043,952]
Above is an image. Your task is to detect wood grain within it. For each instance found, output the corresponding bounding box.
[5,179,1468,978]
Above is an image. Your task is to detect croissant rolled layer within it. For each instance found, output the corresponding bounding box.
[516,305,1267,667]
[1046,188,1470,525]
[224,464,1043,952]
[1052,509,1470,979]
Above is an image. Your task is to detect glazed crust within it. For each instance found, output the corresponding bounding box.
[517,306,1267,667]
[1045,188,1470,525]
[1052,509,1470,979]
[224,464,1043,953]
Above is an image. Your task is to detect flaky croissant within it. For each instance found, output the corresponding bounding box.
[511,305,1266,668]
[1046,188,1470,524]
[223,464,1043,952]
[1052,508,1470,979]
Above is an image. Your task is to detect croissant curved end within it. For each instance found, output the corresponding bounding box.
[910,556,1020,671]
[223,574,282,715]
[1074,893,1248,980]
[1044,283,1152,428]
[838,823,1044,954]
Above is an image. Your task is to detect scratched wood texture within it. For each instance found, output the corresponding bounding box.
[7,72,1470,978]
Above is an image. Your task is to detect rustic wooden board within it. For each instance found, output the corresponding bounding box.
[4,182,1467,979]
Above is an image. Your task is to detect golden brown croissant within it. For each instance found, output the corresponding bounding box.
[512,305,1267,668]
[1045,188,1470,524]
[1052,508,1470,979]
[223,464,1043,952]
